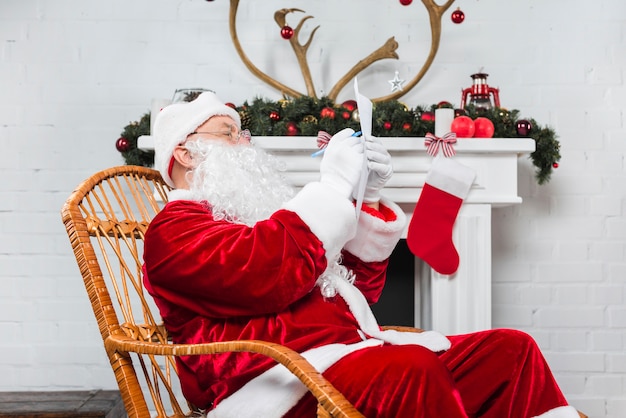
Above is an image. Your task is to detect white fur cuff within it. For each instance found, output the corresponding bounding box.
[282,182,357,260]
[343,197,406,262]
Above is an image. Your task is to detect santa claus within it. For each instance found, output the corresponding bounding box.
[142,92,579,417]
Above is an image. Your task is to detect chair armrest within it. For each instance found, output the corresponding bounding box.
[381,325,424,333]
[105,334,365,418]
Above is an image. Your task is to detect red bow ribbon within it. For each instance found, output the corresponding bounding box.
[316,130,332,150]
[424,132,457,157]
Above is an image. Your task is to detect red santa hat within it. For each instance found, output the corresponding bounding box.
[153,91,241,188]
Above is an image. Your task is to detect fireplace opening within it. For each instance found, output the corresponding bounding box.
[370,239,416,327]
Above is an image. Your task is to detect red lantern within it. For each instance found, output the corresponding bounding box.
[461,73,501,111]
[450,116,475,138]
[473,117,495,138]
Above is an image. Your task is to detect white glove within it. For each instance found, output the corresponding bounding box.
[353,134,393,203]
[320,128,364,199]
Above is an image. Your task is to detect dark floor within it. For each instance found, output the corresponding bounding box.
[0,390,125,418]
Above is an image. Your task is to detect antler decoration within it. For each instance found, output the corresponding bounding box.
[229,0,456,102]
[229,0,303,97]
[274,8,320,97]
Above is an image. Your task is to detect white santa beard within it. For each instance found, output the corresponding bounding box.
[185,140,296,226]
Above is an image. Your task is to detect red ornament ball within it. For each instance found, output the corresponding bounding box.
[280,26,294,40]
[224,102,236,109]
[383,121,392,131]
[473,117,495,138]
[516,119,532,136]
[437,101,452,108]
[116,137,130,152]
[420,111,435,121]
[286,121,299,136]
[450,116,475,138]
[552,162,559,169]
[399,0,413,5]
[269,110,281,121]
[451,8,465,24]
[341,111,351,120]
[402,122,412,131]
[320,107,336,119]
[341,100,357,112]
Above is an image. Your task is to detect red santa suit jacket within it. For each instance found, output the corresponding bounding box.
[143,182,448,414]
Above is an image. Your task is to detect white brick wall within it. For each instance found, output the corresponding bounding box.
[1,0,624,416]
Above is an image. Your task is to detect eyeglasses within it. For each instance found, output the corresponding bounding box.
[189,124,251,144]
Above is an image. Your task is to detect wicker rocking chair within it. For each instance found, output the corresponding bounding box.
[61,165,374,417]
[61,165,587,418]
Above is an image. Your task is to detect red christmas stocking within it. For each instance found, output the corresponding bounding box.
[407,156,476,275]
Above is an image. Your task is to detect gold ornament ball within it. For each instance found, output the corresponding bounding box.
[302,115,318,124]
[352,109,360,122]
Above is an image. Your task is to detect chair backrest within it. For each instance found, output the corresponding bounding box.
[61,166,193,417]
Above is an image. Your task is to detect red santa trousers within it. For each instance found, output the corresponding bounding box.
[285,329,569,418]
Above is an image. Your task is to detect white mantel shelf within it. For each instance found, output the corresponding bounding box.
[252,136,535,208]
[138,135,536,334]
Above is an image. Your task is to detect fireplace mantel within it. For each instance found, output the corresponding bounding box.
[138,135,535,334]
[252,136,535,208]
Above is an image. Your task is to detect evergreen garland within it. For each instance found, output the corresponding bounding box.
[460,106,561,185]
[117,112,153,167]
[117,96,560,185]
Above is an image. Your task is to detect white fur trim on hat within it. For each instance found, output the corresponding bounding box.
[153,92,241,187]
